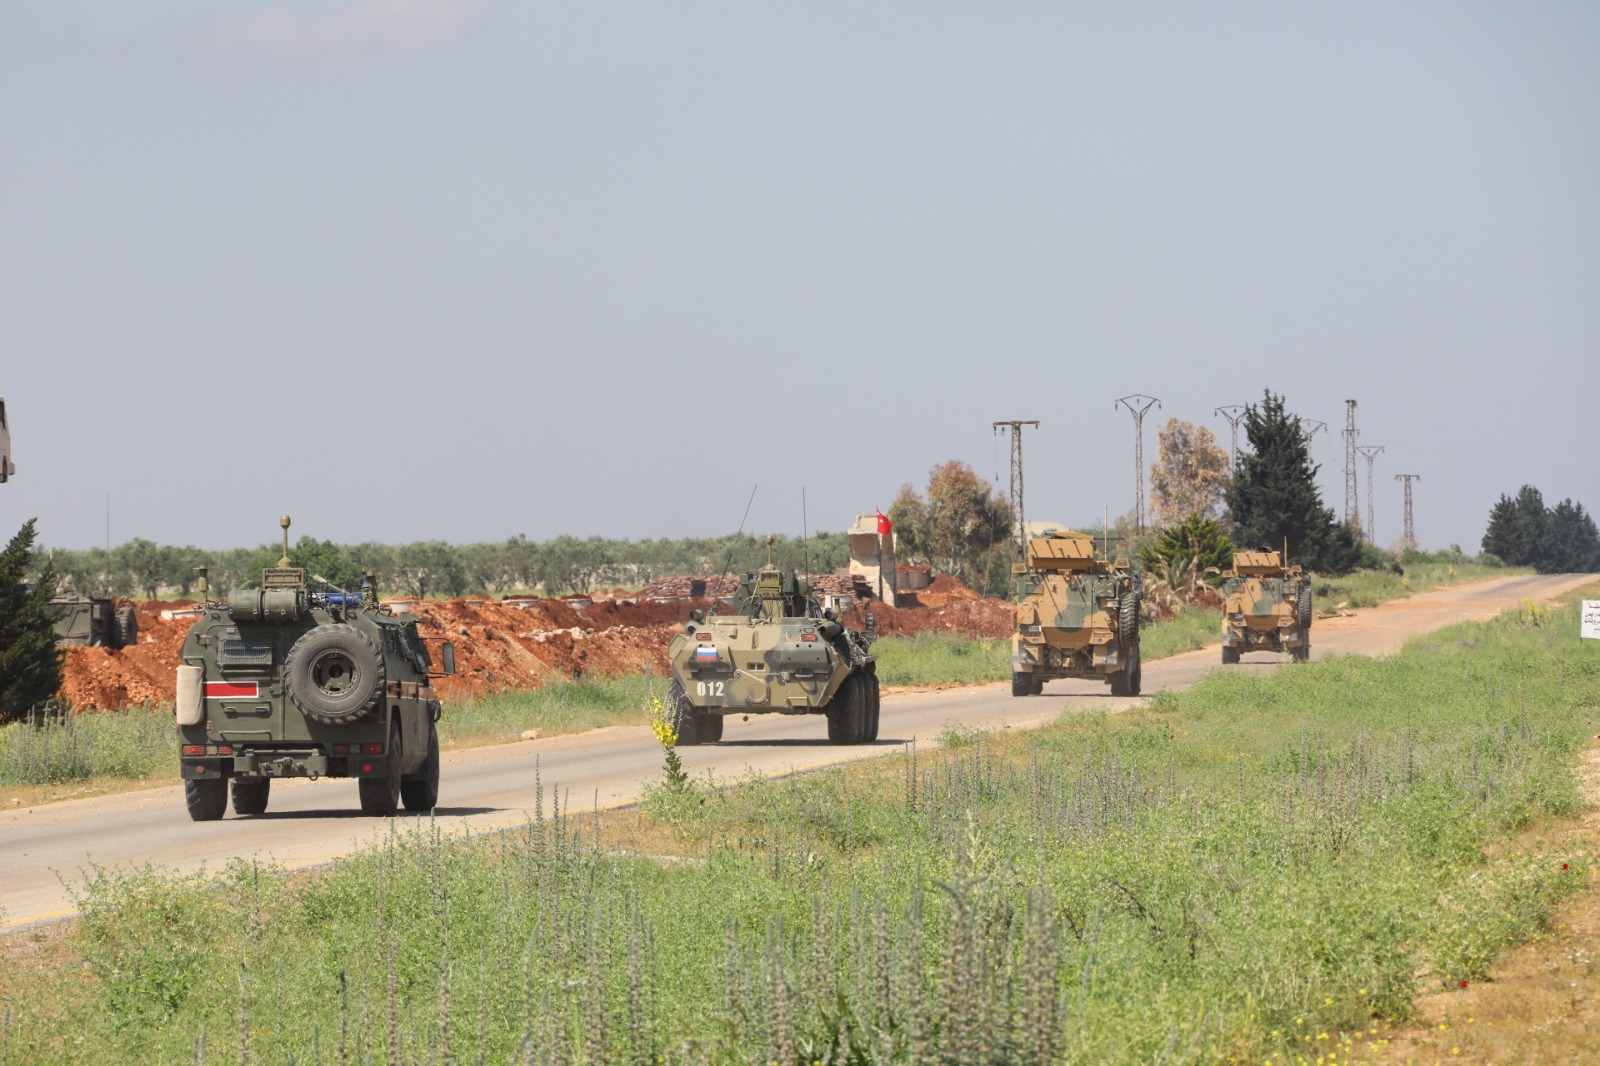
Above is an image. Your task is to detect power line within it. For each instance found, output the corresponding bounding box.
[1357,445,1384,545]
[1114,394,1161,534]
[1395,473,1421,551]
[1342,399,1359,531]
[1214,405,1247,466]
[992,420,1039,566]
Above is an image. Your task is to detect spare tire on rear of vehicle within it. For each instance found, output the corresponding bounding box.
[1297,587,1313,631]
[284,623,385,725]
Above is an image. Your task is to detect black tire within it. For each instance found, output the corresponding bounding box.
[827,673,867,744]
[400,723,440,812]
[666,678,707,746]
[1011,672,1033,698]
[185,777,227,821]
[1109,660,1130,697]
[864,673,881,742]
[1291,642,1310,663]
[359,720,402,816]
[1118,594,1140,646]
[114,606,138,649]
[1297,587,1313,631]
[285,624,386,725]
[699,713,724,743]
[1127,644,1142,696]
[231,777,270,816]
[1221,645,1240,665]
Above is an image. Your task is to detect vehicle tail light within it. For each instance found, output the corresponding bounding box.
[181,745,206,756]
[800,634,818,642]
[361,763,374,773]
[364,743,384,754]
[696,632,713,641]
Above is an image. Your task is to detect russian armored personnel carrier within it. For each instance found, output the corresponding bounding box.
[664,540,879,745]
[49,595,138,649]
[1219,550,1311,663]
[1011,531,1142,697]
[175,517,455,820]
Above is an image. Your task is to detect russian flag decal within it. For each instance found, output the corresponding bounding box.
[205,681,260,700]
[694,645,719,664]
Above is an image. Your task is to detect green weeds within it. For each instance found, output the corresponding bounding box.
[3,589,1594,1063]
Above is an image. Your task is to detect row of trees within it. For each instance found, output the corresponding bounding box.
[1483,486,1600,574]
[35,532,854,601]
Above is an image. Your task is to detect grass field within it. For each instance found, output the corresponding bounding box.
[2,582,1592,1064]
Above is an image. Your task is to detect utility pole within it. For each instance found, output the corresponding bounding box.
[1296,418,1327,445]
[1357,445,1384,545]
[1395,473,1421,551]
[992,420,1039,565]
[1114,394,1161,534]
[1342,399,1360,532]
[1214,405,1247,466]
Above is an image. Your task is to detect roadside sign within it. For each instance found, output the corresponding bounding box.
[1583,601,1600,640]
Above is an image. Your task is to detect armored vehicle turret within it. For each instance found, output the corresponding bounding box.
[175,517,455,821]
[664,539,880,744]
[1219,550,1311,663]
[1011,531,1142,697]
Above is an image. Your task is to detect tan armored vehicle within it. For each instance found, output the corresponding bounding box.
[1219,550,1311,663]
[664,545,879,745]
[175,518,455,820]
[1011,531,1142,697]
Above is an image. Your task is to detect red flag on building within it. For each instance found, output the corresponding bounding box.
[876,509,892,536]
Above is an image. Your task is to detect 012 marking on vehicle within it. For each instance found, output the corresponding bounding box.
[696,680,725,697]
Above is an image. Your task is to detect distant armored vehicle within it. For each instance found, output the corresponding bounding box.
[1011,531,1142,697]
[664,540,879,744]
[0,393,12,482]
[175,517,454,821]
[1220,550,1311,663]
[49,596,138,649]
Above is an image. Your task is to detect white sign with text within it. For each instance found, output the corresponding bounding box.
[1583,601,1600,640]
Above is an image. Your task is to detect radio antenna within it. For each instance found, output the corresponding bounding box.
[802,488,811,610]
[713,485,759,608]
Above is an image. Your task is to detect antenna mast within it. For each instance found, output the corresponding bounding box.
[1357,445,1384,544]
[992,420,1039,566]
[1114,394,1161,534]
[1342,399,1360,532]
[1395,474,1421,551]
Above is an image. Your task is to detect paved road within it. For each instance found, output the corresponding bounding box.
[2,572,1590,929]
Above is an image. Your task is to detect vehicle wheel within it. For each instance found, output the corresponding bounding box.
[1109,660,1131,697]
[1291,642,1311,663]
[1011,672,1034,698]
[1221,646,1240,665]
[400,723,440,812]
[231,777,270,816]
[1127,644,1142,696]
[359,720,402,816]
[699,713,724,743]
[827,673,866,744]
[114,606,138,649]
[666,678,706,746]
[185,777,228,821]
[1118,594,1140,645]
[1297,587,1313,631]
[286,624,386,725]
[864,673,880,742]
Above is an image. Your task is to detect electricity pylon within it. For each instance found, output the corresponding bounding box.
[1342,400,1360,532]
[1114,395,1161,533]
[1215,405,1247,466]
[1395,474,1421,551]
[1357,445,1384,545]
[992,420,1039,565]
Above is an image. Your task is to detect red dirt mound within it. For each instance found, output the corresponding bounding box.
[56,584,1016,710]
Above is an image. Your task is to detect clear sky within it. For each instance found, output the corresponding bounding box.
[2,1,1595,553]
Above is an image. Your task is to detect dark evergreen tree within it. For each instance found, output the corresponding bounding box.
[1544,498,1600,573]
[0,519,66,723]
[1481,485,1549,567]
[1223,390,1363,575]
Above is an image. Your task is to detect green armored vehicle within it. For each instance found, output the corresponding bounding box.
[49,595,138,648]
[664,541,880,745]
[175,517,455,821]
[1220,550,1311,663]
[1011,531,1142,697]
